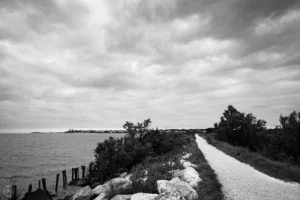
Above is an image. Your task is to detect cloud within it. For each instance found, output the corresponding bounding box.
[0,0,299,130]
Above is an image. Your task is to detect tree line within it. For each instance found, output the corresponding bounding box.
[213,105,300,165]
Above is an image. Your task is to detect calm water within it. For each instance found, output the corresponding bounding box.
[0,133,124,199]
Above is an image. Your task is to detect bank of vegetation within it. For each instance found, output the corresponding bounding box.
[205,105,300,183]
[84,119,223,200]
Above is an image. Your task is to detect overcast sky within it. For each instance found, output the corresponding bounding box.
[0,0,300,131]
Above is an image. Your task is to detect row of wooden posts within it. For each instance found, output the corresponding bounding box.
[27,165,86,195]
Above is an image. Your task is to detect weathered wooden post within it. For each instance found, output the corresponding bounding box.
[77,167,80,179]
[12,185,17,200]
[55,173,60,193]
[28,184,32,192]
[42,178,47,191]
[71,168,75,181]
[38,180,41,189]
[62,170,67,189]
[81,165,85,178]
[75,168,78,180]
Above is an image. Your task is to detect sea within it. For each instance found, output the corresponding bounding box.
[0,132,124,199]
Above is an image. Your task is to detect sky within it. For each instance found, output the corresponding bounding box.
[0,0,300,131]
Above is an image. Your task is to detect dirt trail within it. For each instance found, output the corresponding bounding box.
[195,135,300,200]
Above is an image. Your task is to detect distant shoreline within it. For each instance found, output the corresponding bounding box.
[30,128,205,134]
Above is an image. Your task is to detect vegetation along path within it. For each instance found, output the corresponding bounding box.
[195,134,300,200]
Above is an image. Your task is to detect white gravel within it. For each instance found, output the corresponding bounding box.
[195,135,300,200]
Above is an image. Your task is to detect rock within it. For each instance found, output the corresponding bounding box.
[162,162,175,167]
[119,172,127,178]
[157,177,198,200]
[72,186,93,200]
[125,174,132,182]
[157,191,186,200]
[69,179,78,185]
[110,177,129,186]
[131,193,158,200]
[21,189,52,200]
[92,176,132,199]
[111,194,132,200]
[91,182,101,189]
[182,153,192,159]
[76,179,88,186]
[115,182,132,193]
[94,193,109,200]
[180,159,197,169]
[63,194,74,200]
[170,167,201,188]
[92,183,111,196]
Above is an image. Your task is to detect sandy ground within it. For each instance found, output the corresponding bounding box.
[195,135,300,200]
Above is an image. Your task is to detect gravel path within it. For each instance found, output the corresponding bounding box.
[195,135,300,200]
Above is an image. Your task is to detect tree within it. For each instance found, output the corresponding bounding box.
[123,118,151,141]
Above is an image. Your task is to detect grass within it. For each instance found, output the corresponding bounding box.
[203,134,300,184]
[185,138,224,200]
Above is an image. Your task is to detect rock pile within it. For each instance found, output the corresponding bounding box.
[62,153,201,200]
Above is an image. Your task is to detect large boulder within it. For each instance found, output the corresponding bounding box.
[131,193,158,200]
[157,178,198,200]
[170,167,201,188]
[71,186,93,200]
[111,194,132,200]
[92,183,111,197]
[92,176,132,199]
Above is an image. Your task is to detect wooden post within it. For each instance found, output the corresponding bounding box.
[74,168,78,180]
[12,185,17,200]
[81,166,85,178]
[55,173,60,193]
[89,164,91,174]
[76,167,79,179]
[71,168,74,180]
[42,178,47,191]
[62,170,67,189]
[28,184,32,192]
[39,180,41,189]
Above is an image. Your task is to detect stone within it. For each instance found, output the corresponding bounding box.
[131,193,158,200]
[21,189,51,200]
[170,167,202,188]
[72,186,93,200]
[125,174,132,182]
[92,183,111,196]
[157,191,186,200]
[182,153,192,159]
[94,193,109,200]
[115,182,132,193]
[119,172,127,178]
[157,178,198,200]
[180,159,197,169]
[92,176,132,199]
[76,179,88,186]
[111,194,132,200]
[91,182,101,189]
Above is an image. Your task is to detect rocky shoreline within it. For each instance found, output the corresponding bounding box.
[20,152,201,200]
[60,153,201,200]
